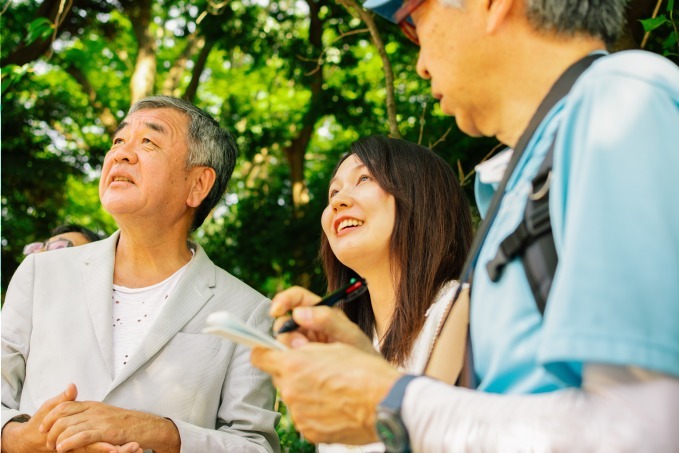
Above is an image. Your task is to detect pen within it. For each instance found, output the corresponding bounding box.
[276,277,368,334]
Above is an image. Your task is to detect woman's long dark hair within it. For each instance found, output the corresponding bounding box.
[320,136,473,366]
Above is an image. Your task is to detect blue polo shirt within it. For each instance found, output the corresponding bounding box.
[471,50,679,394]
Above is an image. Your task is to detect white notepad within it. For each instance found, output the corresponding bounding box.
[203,311,287,351]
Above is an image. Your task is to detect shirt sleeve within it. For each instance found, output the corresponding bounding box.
[540,53,679,380]
[171,298,280,453]
[402,365,679,451]
[1,256,35,427]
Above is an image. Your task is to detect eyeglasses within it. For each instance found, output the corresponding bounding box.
[23,238,74,255]
[395,0,427,46]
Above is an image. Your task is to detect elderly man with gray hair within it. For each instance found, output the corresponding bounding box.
[2,96,280,453]
[252,0,679,451]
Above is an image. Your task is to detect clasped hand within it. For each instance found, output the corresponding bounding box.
[2,383,141,453]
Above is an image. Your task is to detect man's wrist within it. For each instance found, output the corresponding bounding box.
[140,414,180,453]
[1,420,28,453]
[160,417,181,453]
[375,374,418,453]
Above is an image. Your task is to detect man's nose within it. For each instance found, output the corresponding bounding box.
[108,142,138,164]
[416,51,431,80]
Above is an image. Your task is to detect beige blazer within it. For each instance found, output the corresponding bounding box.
[1,232,280,452]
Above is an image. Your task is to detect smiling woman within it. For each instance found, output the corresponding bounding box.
[317,135,473,452]
[322,153,397,279]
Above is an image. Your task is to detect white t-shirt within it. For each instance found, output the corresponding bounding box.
[111,252,194,377]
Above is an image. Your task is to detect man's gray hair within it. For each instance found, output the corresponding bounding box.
[525,0,629,46]
[127,96,237,231]
[438,0,629,46]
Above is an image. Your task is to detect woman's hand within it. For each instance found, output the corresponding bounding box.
[270,286,376,354]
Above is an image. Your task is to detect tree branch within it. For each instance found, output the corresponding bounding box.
[335,0,401,138]
[1,0,75,66]
[45,0,73,60]
[162,33,202,96]
[418,102,427,145]
[641,0,664,48]
[429,124,453,150]
[64,63,118,136]
[457,143,504,187]
[183,37,216,102]
[303,28,369,76]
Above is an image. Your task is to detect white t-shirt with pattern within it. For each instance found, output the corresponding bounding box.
[111,252,194,377]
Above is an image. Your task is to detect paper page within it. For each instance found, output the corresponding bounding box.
[203,311,287,351]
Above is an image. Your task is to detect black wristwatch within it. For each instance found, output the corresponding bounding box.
[375,374,418,453]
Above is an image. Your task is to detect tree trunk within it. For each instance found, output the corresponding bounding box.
[128,0,157,103]
[283,0,324,215]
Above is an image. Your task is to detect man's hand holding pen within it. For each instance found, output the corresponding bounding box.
[251,280,399,445]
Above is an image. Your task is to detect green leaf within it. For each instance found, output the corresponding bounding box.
[662,30,678,50]
[639,15,668,33]
[25,17,54,44]
[1,64,29,93]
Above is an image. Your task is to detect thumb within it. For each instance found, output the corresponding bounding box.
[63,383,78,402]
[45,383,78,411]
[292,306,374,352]
[36,384,78,428]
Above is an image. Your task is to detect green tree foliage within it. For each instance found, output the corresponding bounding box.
[1,0,675,448]
[1,67,112,284]
[1,0,497,295]
[639,0,678,62]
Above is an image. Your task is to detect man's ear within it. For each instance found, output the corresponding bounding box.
[187,166,217,208]
[485,0,514,34]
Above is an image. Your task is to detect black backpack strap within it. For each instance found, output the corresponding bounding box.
[442,53,604,389]
[486,141,557,314]
[484,53,604,316]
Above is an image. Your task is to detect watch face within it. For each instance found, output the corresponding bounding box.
[376,412,407,452]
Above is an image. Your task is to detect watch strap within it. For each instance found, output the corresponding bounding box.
[377,374,418,452]
[381,374,418,412]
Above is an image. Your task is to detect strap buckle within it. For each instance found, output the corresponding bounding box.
[529,170,551,201]
[486,247,508,282]
[486,222,529,282]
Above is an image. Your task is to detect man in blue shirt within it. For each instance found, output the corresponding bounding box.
[252,0,679,450]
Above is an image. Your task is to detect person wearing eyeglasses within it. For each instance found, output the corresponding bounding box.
[2,97,280,452]
[251,0,679,451]
[23,224,102,255]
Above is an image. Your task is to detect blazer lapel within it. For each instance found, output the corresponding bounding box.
[107,245,216,393]
[81,232,120,381]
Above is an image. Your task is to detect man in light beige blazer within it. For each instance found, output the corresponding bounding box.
[1,96,280,452]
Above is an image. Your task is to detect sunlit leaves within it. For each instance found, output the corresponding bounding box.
[1,64,30,92]
[25,17,55,44]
